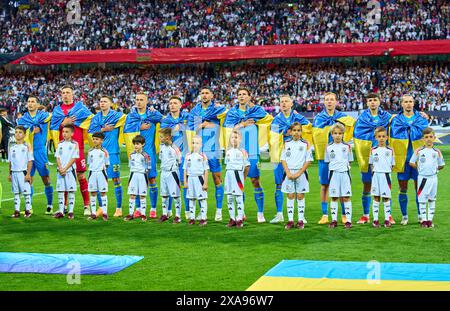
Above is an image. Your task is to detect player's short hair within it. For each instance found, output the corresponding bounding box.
[200,86,213,93]
[330,122,345,133]
[92,132,105,140]
[422,127,435,136]
[366,92,380,100]
[61,85,73,92]
[280,94,292,100]
[62,124,75,132]
[324,92,338,100]
[237,87,251,96]
[15,125,26,133]
[132,135,146,145]
[0,108,7,114]
[289,122,302,131]
[136,92,148,98]
[27,95,39,103]
[101,95,113,103]
[159,127,172,138]
[169,96,182,103]
[401,94,414,102]
[374,126,387,135]
[230,129,242,138]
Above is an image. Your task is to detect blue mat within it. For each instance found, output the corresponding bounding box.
[0,252,143,275]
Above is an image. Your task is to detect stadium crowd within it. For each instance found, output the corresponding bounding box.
[0,61,448,116]
[0,0,449,53]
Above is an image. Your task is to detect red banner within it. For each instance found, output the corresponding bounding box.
[11,40,450,65]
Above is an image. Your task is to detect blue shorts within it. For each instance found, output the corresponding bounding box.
[318,160,329,185]
[208,158,222,173]
[247,157,260,178]
[273,163,285,185]
[106,153,121,179]
[148,152,158,179]
[361,166,373,183]
[397,161,418,181]
[31,149,49,177]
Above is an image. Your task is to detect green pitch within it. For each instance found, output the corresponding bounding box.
[1,146,450,290]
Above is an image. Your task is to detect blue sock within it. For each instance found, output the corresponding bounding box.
[168,196,173,212]
[341,202,346,215]
[254,187,264,213]
[135,196,141,208]
[44,184,53,206]
[97,192,102,207]
[275,185,283,213]
[215,185,224,209]
[114,181,123,208]
[321,202,328,215]
[362,192,371,215]
[30,185,34,206]
[183,187,189,212]
[149,183,158,209]
[399,191,408,216]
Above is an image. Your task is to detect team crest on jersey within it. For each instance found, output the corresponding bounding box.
[432,153,437,159]
[299,146,304,152]
[68,146,72,150]
[420,155,426,163]
[374,156,379,162]
[342,147,347,153]
[385,151,390,157]
[330,150,336,159]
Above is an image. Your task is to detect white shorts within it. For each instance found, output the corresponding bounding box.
[328,171,352,197]
[160,170,181,197]
[56,169,78,192]
[281,170,310,194]
[88,170,109,193]
[417,175,438,203]
[224,170,245,196]
[371,172,392,198]
[11,171,31,195]
[127,172,148,196]
[186,175,208,200]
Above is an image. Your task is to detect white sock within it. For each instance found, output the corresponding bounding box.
[129,197,135,215]
[330,201,338,222]
[428,201,436,221]
[236,195,244,221]
[101,195,108,215]
[174,197,181,218]
[162,197,169,216]
[344,201,352,223]
[140,198,146,217]
[189,200,196,220]
[199,199,207,220]
[372,201,380,222]
[90,195,97,214]
[14,194,20,212]
[297,198,305,221]
[419,202,427,221]
[287,198,294,222]
[58,192,65,213]
[68,192,75,213]
[227,195,235,221]
[24,194,31,212]
[384,200,391,221]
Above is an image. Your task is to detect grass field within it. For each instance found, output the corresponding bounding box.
[1,146,450,291]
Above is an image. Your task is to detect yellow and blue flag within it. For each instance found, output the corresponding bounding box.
[186,101,227,160]
[312,110,355,160]
[88,109,126,150]
[389,111,428,172]
[49,102,93,147]
[222,105,273,157]
[160,111,189,155]
[248,260,450,291]
[123,107,163,157]
[17,110,52,151]
[354,108,392,172]
[269,111,312,163]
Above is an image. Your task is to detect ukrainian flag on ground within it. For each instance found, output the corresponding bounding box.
[248,260,450,291]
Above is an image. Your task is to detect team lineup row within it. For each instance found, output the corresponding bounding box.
[4,86,445,229]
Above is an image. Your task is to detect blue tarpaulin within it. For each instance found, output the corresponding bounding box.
[0,252,143,275]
